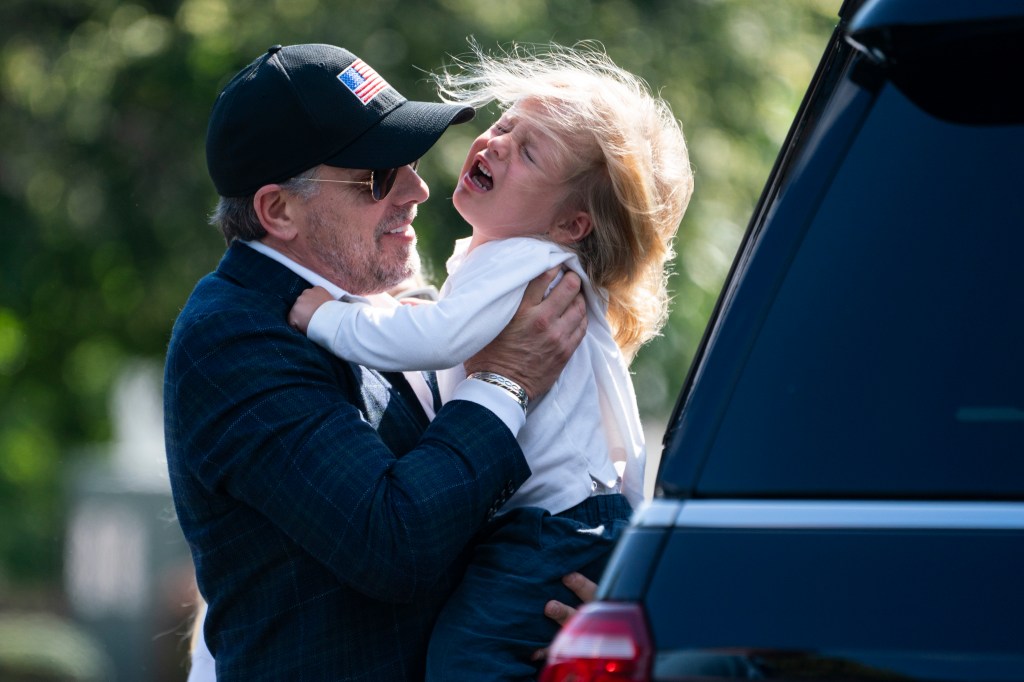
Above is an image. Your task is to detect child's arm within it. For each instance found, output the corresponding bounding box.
[304,283,521,371]
[291,240,574,372]
[284,282,516,371]
[288,286,335,334]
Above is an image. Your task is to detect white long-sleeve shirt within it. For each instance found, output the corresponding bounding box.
[308,237,646,514]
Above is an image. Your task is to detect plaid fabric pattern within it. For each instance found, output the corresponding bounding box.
[164,243,529,681]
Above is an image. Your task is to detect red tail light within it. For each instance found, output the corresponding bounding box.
[540,602,652,682]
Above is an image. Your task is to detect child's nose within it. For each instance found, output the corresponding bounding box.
[486,134,509,158]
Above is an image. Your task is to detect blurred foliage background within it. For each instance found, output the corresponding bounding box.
[0,0,836,674]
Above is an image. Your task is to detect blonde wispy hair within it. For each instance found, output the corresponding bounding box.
[433,41,694,360]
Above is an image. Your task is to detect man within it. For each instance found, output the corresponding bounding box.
[165,43,587,680]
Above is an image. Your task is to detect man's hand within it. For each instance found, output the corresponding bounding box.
[288,286,333,334]
[465,267,587,400]
[532,572,598,662]
[544,572,597,626]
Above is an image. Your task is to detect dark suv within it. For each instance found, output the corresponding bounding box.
[541,0,1024,680]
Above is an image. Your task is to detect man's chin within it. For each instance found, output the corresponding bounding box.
[371,264,417,297]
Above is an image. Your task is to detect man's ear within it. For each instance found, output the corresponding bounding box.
[253,184,298,241]
[552,211,593,245]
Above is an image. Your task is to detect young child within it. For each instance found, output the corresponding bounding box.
[289,43,693,681]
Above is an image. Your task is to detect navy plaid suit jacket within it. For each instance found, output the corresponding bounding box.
[164,242,530,681]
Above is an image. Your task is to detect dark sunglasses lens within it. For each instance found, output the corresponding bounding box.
[371,168,398,201]
[371,162,419,201]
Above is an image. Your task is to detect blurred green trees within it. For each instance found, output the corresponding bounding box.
[0,0,837,587]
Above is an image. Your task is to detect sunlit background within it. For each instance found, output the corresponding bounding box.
[0,0,836,679]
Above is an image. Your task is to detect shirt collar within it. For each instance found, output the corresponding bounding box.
[242,240,371,303]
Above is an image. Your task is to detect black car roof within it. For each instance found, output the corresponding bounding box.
[850,0,1024,30]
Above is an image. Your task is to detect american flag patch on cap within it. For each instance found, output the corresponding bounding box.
[337,58,390,104]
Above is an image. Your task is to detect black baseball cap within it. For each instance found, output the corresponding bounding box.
[206,43,475,197]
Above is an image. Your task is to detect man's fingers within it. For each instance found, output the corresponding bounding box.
[562,572,597,603]
[543,270,582,315]
[567,293,587,337]
[544,573,595,628]
[522,266,564,306]
[544,599,576,626]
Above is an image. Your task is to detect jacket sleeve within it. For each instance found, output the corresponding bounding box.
[164,302,531,603]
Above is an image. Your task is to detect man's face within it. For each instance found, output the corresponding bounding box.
[291,164,429,295]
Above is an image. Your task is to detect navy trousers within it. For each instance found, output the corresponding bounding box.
[426,493,633,682]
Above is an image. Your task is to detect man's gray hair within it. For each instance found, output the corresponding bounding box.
[209,167,322,244]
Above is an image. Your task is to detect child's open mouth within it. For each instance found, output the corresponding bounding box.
[469,161,493,191]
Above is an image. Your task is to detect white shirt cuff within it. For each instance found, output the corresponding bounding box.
[306,300,344,349]
[451,378,526,436]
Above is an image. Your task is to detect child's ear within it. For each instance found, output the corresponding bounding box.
[552,211,593,244]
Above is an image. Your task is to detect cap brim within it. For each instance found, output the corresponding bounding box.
[324,100,474,170]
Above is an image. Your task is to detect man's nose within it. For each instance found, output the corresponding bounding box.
[391,164,429,204]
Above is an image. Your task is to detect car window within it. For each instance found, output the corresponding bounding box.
[696,79,1024,496]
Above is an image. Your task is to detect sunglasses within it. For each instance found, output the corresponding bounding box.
[306,161,420,201]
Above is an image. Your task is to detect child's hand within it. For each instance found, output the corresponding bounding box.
[288,286,334,334]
